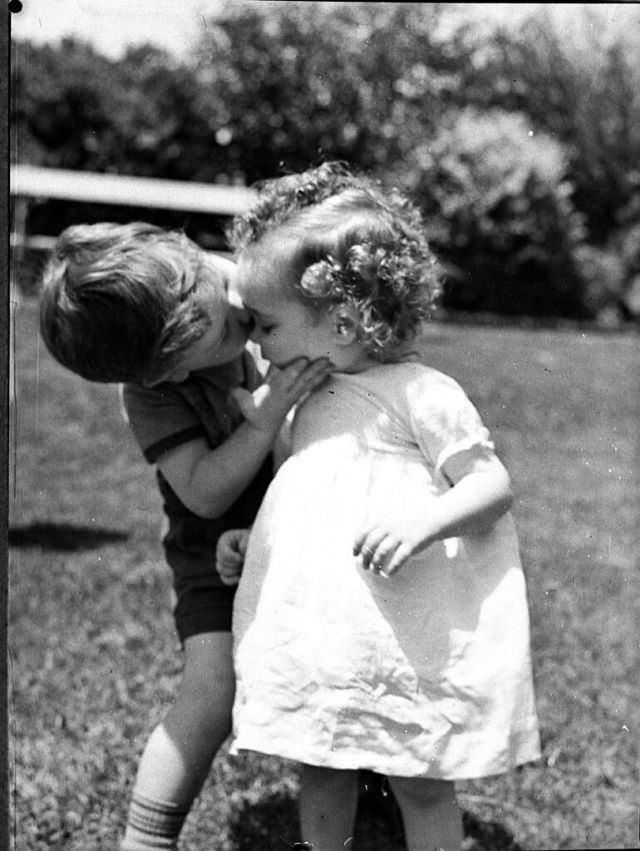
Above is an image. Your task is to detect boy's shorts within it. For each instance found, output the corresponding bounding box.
[171,557,236,644]
[158,456,273,645]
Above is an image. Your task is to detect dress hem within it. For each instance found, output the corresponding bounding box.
[229,726,542,781]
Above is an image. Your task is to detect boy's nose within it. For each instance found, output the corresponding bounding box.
[232,305,253,335]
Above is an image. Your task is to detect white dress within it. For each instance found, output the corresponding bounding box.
[231,362,541,779]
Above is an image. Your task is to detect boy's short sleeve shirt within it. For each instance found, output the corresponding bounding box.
[119,350,272,595]
[121,351,262,464]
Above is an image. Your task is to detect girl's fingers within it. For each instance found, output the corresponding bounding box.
[354,527,388,569]
[354,525,386,555]
[353,529,367,556]
[369,537,399,574]
[355,528,412,577]
[382,543,413,576]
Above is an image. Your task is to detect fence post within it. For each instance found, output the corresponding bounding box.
[11,194,29,267]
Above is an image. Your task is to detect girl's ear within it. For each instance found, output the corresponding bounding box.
[331,304,360,346]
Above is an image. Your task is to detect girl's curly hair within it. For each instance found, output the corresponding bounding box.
[228,162,441,361]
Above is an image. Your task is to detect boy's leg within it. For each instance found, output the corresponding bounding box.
[121,632,234,850]
[298,763,359,851]
[387,776,464,851]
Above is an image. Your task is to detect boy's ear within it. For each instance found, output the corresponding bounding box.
[331,304,360,346]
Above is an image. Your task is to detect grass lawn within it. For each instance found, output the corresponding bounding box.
[8,297,640,850]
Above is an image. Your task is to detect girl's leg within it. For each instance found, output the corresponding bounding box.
[121,632,234,850]
[387,776,463,851]
[298,764,359,851]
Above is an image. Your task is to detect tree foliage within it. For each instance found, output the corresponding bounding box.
[11,3,640,319]
[191,3,476,183]
[463,8,640,247]
[11,38,207,178]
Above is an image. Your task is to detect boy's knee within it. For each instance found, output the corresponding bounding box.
[166,633,235,735]
[178,670,232,713]
[168,677,233,745]
[181,632,234,694]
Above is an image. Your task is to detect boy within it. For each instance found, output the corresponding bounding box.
[39,221,332,850]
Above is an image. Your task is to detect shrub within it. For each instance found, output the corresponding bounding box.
[575,217,640,323]
[573,244,627,322]
[395,108,590,318]
[466,8,640,247]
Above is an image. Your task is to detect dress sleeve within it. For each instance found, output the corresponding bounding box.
[405,368,495,486]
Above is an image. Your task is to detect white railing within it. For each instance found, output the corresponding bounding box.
[9,166,260,405]
[10,164,257,253]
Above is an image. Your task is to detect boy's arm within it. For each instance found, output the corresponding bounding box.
[157,425,272,518]
[157,358,330,517]
[354,453,513,577]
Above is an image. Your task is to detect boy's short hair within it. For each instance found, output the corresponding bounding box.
[39,222,212,383]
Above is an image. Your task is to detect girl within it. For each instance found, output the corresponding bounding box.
[217,163,541,850]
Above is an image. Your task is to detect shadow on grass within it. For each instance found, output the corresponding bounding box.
[225,774,522,851]
[225,787,403,851]
[225,788,299,850]
[8,521,129,551]
[462,810,523,851]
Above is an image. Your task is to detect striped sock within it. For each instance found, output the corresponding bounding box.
[120,792,189,850]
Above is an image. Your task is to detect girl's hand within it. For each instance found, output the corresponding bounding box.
[353,523,424,578]
[353,495,436,578]
[231,358,333,436]
[216,528,251,586]
[354,457,514,577]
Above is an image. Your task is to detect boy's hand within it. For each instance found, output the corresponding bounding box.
[231,358,333,435]
[216,528,250,586]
